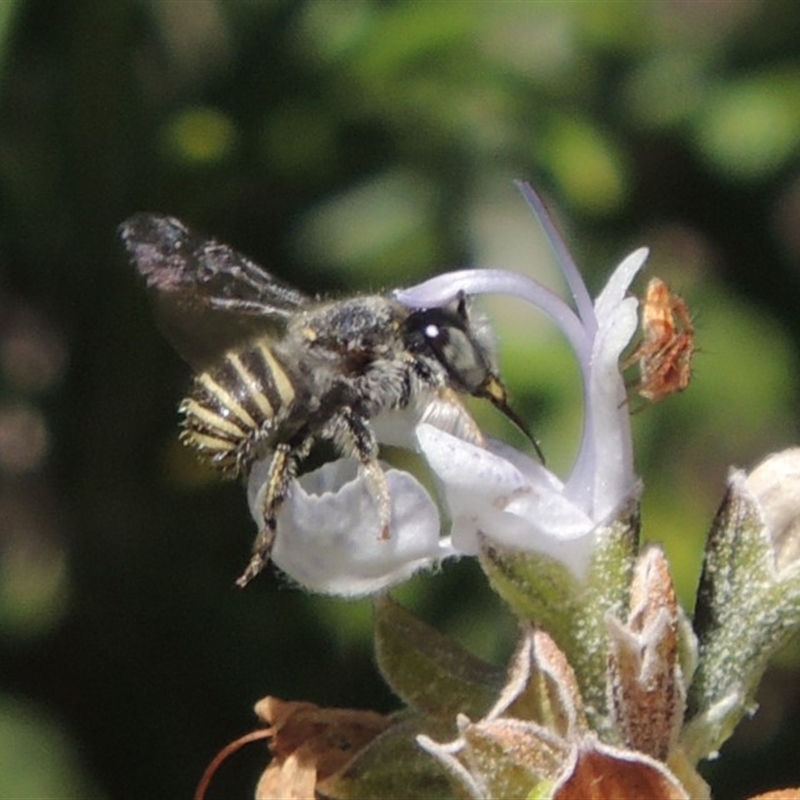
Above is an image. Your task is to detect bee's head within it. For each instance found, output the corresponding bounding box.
[403,295,544,462]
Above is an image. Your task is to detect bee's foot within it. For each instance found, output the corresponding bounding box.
[235,555,265,588]
[236,526,276,588]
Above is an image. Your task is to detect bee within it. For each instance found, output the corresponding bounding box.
[623,277,694,404]
[120,213,540,586]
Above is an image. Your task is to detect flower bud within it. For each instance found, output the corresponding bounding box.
[607,546,687,761]
[744,447,800,573]
[685,449,800,763]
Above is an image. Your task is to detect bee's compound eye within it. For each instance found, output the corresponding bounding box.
[405,308,491,393]
[436,327,488,392]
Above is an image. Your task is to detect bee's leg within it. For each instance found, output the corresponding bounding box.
[419,387,485,446]
[339,406,392,540]
[236,442,293,588]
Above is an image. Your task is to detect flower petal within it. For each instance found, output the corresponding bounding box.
[417,424,541,514]
[515,180,596,331]
[247,459,451,596]
[586,295,640,518]
[566,249,647,519]
[418,425,596,576]
[594,247,649,326]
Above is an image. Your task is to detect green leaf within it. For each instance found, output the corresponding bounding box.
[693,70,800,180]
[320,719,470,800]
[374,595,504,721]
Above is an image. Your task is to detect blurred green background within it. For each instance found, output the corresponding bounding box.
[1,1,799,797]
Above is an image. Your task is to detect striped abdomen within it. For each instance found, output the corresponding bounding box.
[179,340,296,476]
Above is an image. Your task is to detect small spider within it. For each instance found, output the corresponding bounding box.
[623,278,694,404]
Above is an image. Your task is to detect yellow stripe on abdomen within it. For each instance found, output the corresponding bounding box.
[256,341,295,406]
[197,371,258,430]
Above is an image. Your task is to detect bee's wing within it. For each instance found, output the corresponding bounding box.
[119,213,310,366]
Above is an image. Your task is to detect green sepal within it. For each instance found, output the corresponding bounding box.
[491,626,586,737]
[478,502,639,733]
[373,594,504,721]
[459,717,565,799]
[318,718,472,800]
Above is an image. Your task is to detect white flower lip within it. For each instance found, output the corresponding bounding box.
[247,458,452,597]
[418,425,599,576]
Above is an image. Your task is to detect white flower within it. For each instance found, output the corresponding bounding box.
[247,458,452,597]
[249,182,646,594]
[397,182,645,579]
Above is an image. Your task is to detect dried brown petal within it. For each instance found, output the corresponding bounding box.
[256,751,317,800]
[252,697,392,800]
[608,546,684,760]
[553,738,689,800]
